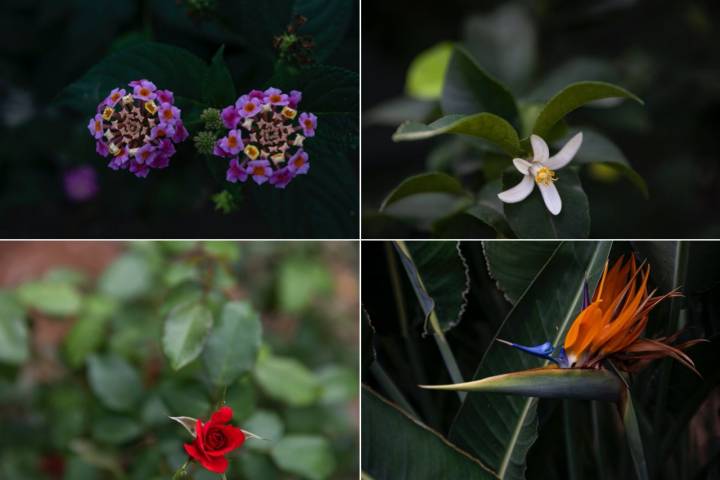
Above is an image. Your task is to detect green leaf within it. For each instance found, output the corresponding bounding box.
[380,173,473,227]
[441,45,518,123]
[620,388,649,480]
[0,293,28,365]
[55,41,209,115]
[271,435,336,480]
[502,168,590,239]
[202,45,236,108]
[483,241,560,303]
[98,253,152,301]
[362,386,497,479]
[278,258,332,313]
[162,301,214,371]
[255,354,320,406]
[567,129,649,198]
[393,114,522,157]
[421,366,623,401]
[87,354,143,411]
[64,295,117,368]
[16,280,82,316]
[405,41,453,100]
[449,241,611,480]
[532,81,643,138]
[243,410,284,453]
[202,301,262,386]
[467,179,514,238]
[91,416,142,445]
[316,365,358,405]
[525,58,619,104]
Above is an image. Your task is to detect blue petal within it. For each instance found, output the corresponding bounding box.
[581,280,591,310]
[500,340,554,358]
[553,348,570,368]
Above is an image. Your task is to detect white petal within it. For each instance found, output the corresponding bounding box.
[544,132,583,170]
[512,158,532,175]
[498,175,535,204]
[538,182,562,215]
[530,134,549,163]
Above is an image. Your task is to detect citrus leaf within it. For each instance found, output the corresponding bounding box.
[405,41,453,100]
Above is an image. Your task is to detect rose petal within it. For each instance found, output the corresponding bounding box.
[197,453,229,474]
[210,406,233,426]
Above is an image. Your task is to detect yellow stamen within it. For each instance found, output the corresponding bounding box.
[102,107,114,121]
[281,107,297,119]
[534,166,556,186]
[244,145,259,160]
[144,101,158,115]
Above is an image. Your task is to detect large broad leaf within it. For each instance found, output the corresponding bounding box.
[254,354,320,406]
[87,354,143,411]
[466,180,514,238]
[380,173,473,227]
[55,41,209,115]
[449,241,612,480]
[0,293,28,365]
[393,114,522,157]
[502,168,590,239]
[362,386,498,479]
[441,45,518,124]
[393,242,470,333]
[483,241,560,304]
[271,435,336,480]
[98,253,152,301]
[531,81,643,139]
[405,42,454,100]
[202,302,262,386]
[162,301,214,371]
[202,45,236,108]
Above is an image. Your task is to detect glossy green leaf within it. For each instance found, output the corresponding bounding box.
[532,81,643,138]
[362,386,497,479]
[441,44,518,123]
[16,280,82,316]
[421,367,623,402]
[0,293,28,365]
[255,354,320,406]
[202,301,262,386]
[568,129,649,198]
[449,241,612,480]
[162,301,214,371]
[64,295,117,368]
[393,113,522,157]
[87,354,143,411]
[202,45,236,108]
[483,241,560,303]
[503,168,590,239]
[405,42,453,100]
[244,410,284,452]
[98,253,152,301]
[271,435,336,480]
[466,180,514,238]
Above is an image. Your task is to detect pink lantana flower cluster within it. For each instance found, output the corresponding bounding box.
[87,79,189,177]
[213,87,317,189]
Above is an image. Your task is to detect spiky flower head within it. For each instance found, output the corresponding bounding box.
[212,87,316,189]
[87,79,188,178]
[200,108,223,131]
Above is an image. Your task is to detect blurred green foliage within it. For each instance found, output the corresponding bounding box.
[0,241,358,479]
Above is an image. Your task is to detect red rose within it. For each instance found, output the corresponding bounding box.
[183,406,245,473]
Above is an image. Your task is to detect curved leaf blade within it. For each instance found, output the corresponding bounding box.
[532,81,643,138]
[483,241,560,303]
[393,113,523,157]
[405,41,454,100]
[162,301,214,371]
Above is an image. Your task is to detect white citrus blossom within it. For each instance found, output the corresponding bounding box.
[497,132,583,215]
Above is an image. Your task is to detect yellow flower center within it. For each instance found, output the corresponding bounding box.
[535,166,556,186]
[294,156,304,168]
[144,101,158,115]
[270,94,281,103]
[95,120,102,131]
[281,107,297,119]
[228,135,238,148]
[244,145,259,160]
[244,103,255,113]
[253,166,265,175]
[140,87,150,97]
[102,107,114,121]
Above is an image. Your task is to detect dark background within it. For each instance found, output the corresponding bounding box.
[0,0,359,238]
[362,0,720,238]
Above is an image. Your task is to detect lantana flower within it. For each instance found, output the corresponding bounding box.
[497,132,583,215]
[212,87,315,189]
[87,79,188,177]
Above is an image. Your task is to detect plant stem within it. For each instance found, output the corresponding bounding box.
[591,401,607,480]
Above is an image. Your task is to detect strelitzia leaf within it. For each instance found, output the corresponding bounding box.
[420,367,624,402]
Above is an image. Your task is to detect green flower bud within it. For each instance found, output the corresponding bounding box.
[193,131,217,156]
[200,108,223,131]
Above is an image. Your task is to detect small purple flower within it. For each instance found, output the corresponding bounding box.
[236,96,262,118]
[248,90,265,100]
[151,123,175,140]
[213,140,231,158]
[64,166,99,202]
[135,144,157,165]
[264,87,289,106]
[247,159,272,185]
[150,154,170,169]
[87,114,104,139]
[158,103,180,125]
[158,139,176,157]
[129,159,150,178]
[298,112,317,137]
[269,167,294,189]
[156,89,174,104]
[226,158,248,183]
[221,105,242,129]
[172,122,189,143]
[104,88,126,107]
[96,140,109,157]
[132,79,157,101]
[288,149,310,175]
[288,90,302,109]
[219,130,244,155]
[108,148,129,170]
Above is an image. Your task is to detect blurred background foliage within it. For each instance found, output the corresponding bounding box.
[0,0,358,238]
[0,241,358,479]
[363,0,720,238]
[362,241,720,479]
